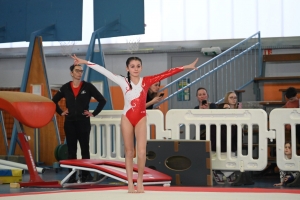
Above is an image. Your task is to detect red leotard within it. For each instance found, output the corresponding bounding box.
[87,62,183,126]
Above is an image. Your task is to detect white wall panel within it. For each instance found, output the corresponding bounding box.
[161,0,185,41]
[233,0,257,38]
[142,0,163,42]
[185,0,209,40]
[258,0,282,37]
[1,0,300,47]
[208,0,232,39]
[0,58,25,87]
[283,0,300,36]
[0,53,167,87]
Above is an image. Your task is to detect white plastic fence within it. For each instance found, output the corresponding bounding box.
[166,109,275,172]
[79,109,299,173]
[78,110,170,162]
[269,108,300,172]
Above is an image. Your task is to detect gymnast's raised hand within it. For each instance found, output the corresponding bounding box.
[183,58,198,70]
[71,54,88,65]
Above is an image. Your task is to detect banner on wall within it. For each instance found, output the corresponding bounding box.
[263,49,272,55]
[177,78,190,101]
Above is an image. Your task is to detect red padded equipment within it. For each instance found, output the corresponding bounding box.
[0,91,55,128]
[60,159,172,183]
[0,91,60,188]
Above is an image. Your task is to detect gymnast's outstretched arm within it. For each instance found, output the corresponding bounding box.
[71,54,123,85]
[147,58,198,85]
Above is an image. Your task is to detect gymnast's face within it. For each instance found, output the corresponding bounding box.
[127,60,142,77]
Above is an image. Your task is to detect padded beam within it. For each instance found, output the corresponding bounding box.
[0,91,55,128]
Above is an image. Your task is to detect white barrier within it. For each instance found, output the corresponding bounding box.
[166,109,275,172]
[78,110,169,162]
[269,108,300,172]
[145,110,172,140]
[88,110,124,161]
[84,108,300,173]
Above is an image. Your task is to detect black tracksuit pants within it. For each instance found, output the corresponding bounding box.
[64,119,91,177]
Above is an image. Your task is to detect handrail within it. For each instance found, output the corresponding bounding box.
[160,31,260,91]
[155,42,259,107]
[155,31,261,108]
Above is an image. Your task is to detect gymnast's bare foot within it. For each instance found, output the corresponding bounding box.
[128,183,136,193]
[136,179,144,193]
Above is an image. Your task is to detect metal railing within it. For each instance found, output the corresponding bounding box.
[156,32,262,109]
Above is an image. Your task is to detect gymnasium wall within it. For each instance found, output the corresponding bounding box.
[265,49,300,77]
[0,49,299,103]
[263,49,300,101]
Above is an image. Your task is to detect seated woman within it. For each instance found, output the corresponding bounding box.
[194,87,217,109]
[219,91,239,109]
[193,87,216,140]
[212,91,238,184]
[274,141,299,186]
[146,81,164,109]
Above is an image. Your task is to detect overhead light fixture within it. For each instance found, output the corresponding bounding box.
[201,47,221,56]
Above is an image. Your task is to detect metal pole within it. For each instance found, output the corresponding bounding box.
[0,110,8,153]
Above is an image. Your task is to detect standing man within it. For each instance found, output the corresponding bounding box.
[52,64,106,183]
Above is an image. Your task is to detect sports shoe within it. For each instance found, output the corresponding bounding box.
[213,170,225,184]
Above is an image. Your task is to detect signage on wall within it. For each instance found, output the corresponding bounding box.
[30,84,43,96]
[177,78,190,101]
[263,49,272,55]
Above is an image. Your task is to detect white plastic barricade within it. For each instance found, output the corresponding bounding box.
[85,110,123,161]
[269,108,300,172]
[77,110,124,160]
[80,110,168,162]
[165,109,275,172]
[145,110,172,139]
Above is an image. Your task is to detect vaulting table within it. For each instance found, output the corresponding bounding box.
[0,91,60,187]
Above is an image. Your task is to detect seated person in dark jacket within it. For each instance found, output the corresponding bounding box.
[146,81,164,109]
[193,87,216,140]
[194,87,217,109]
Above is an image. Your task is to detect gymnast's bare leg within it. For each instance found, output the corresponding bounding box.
[121,115,136,193]
[134,117,147,193]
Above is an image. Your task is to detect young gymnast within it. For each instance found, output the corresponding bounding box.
[71,55,198,193]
